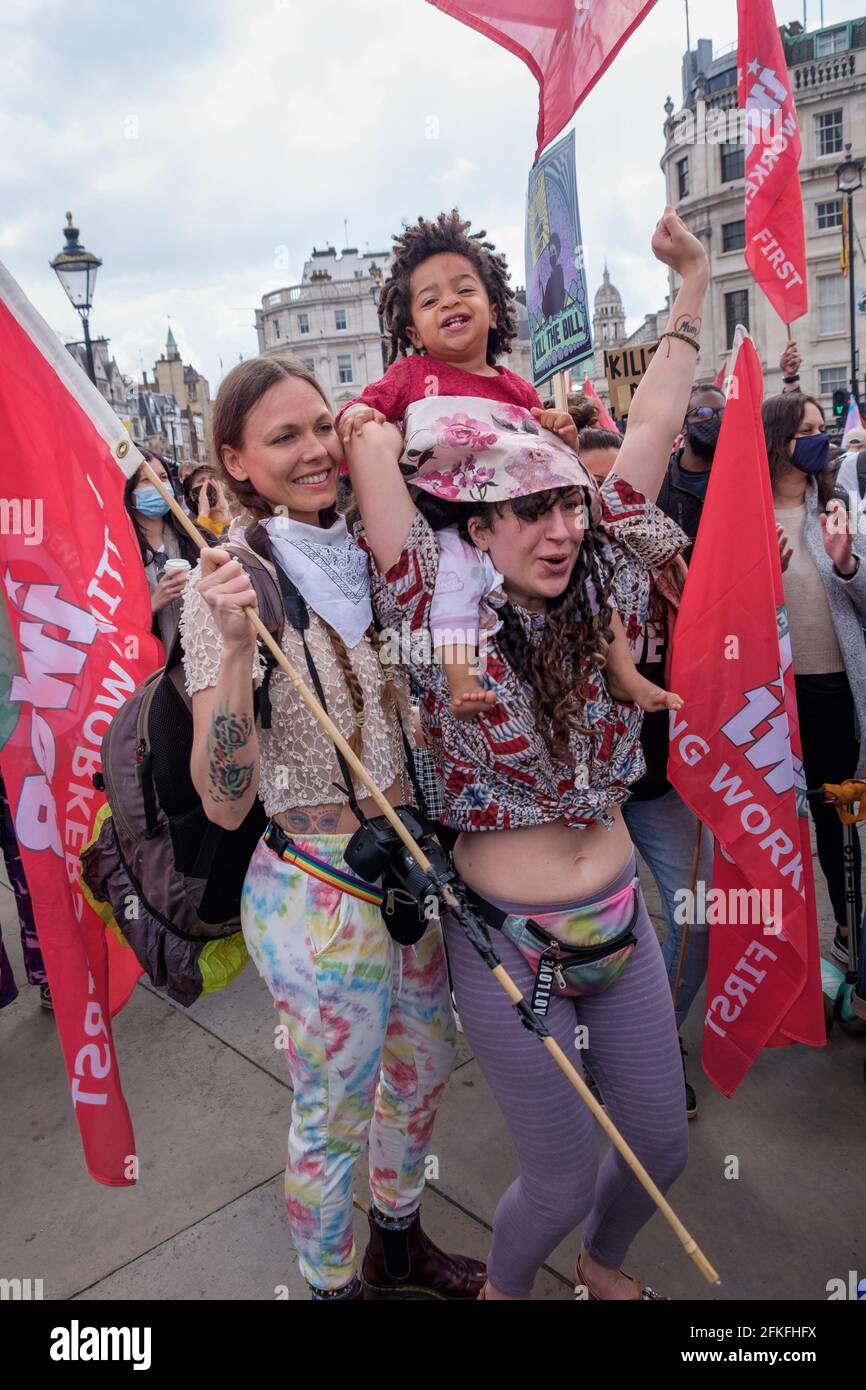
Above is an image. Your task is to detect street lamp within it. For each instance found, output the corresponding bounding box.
[836,144,864,405]
[368,261,388,371]
[50,212,102,386]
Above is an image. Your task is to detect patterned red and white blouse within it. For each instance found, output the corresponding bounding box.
[367,511,647,834]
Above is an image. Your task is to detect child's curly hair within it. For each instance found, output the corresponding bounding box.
[379,208,518,366]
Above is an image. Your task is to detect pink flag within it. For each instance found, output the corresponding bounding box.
[0,263,162,1184]
[581,373,619,432]
[426,0,658,159]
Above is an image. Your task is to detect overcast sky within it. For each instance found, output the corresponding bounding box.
[2,0,861,391]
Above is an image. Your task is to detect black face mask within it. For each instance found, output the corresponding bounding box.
[686,415,723,459]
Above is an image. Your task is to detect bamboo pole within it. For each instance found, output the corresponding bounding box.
[140,459,720,1286]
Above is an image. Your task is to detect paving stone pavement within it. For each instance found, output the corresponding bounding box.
[1,834,864,1304]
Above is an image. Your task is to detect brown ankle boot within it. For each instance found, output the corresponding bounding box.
[361,1207,486,1300]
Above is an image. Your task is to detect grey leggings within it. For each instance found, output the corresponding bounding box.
[443,856,689,1297]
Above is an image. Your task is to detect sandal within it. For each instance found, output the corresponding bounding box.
[575,1253,669,1301]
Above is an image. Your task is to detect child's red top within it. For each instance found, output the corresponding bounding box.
[336,354,542,422]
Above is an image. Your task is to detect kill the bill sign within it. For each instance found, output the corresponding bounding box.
[525,130,592,389]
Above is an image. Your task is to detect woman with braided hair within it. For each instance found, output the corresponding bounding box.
[179,353,484,1301]
[347,207,710,1301]
[337,208,675,719]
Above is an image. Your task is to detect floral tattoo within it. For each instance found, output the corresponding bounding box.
[207,706,254,801]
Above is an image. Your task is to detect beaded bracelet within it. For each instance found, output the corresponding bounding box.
[659,330,700,353]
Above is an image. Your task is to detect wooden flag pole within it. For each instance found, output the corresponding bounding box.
[672,818,704,1009]
[140,458,719,1287]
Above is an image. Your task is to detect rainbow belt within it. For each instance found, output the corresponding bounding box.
[263,821,384,906]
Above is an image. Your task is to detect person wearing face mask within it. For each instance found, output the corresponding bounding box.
[766,392,866,967]
[123,448,207,651]
[834,428,866,498]
[656,385,725,560]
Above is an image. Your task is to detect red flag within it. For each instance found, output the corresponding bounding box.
[668,332,824,1096]
[712,363,726,390]
[0,263,162,1184]
[426,0,658,159]
[581,372,619,432]
[738,0,808,323]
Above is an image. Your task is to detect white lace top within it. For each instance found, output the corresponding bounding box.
[179,536,407,818]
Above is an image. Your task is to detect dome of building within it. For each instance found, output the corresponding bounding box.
[594,262,622,307]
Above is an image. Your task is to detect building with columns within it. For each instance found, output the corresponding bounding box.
[256,246,392,409]
[660,16,866,409]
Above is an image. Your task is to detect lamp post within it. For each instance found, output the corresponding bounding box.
[836,145,864,404]
[368,261,388,372]
[50,212,102,386]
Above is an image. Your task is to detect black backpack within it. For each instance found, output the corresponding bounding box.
[80,545,285,1007]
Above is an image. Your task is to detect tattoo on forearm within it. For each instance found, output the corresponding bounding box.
[674,314,701,337]
[207,706,254,802]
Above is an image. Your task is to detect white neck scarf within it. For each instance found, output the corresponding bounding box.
[262,514,373,648]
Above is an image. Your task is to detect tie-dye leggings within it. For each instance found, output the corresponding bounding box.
[241,833,456,1291]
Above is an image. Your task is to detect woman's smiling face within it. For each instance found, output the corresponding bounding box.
[220,376,341,522]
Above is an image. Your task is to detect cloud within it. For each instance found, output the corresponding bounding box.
[6,0,853,389]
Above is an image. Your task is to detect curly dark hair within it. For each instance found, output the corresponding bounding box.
[378,208,518,366]
[762,391,835,507]
[425,487,615,762]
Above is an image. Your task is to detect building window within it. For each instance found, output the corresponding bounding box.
[273,318,280,340]
[817,273,847,333]
[335,308,347,331]
[724,289,749,348]
[722,220,746,252]
[720,143,745,182]
[816,198,844,231]
[816,26,848,57]
[337,354,353,384]
[676,156,689,198]
[815,110,844,157]
[298,312,310,335]
[819,366,848,395]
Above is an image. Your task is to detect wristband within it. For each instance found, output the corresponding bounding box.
[659,330,700,353]
[782,373,800,384]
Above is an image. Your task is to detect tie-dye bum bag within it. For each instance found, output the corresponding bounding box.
[465,878,640,1017]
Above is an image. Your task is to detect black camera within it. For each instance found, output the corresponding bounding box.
[344,806,455,946]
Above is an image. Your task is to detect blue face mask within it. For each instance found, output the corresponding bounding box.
[134,485,171,517]
[791,433,829,476]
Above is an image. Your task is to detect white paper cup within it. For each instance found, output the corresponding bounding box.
[163,559,191,576]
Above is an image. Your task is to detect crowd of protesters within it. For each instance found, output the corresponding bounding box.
[3,201,865,1305]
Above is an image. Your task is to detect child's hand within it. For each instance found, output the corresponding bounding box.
[337,406,386,446]
[530,407,578,451]
[341,419,404,468]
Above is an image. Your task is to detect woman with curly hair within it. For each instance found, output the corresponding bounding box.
[336,208,675,720]
[346,207,710,1302]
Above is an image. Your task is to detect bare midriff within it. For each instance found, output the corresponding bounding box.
[272,776,406,837]
[454,808,633,906]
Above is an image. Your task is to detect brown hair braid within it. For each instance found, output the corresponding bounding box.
[453,488,616,763]
[379,208,517,366]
